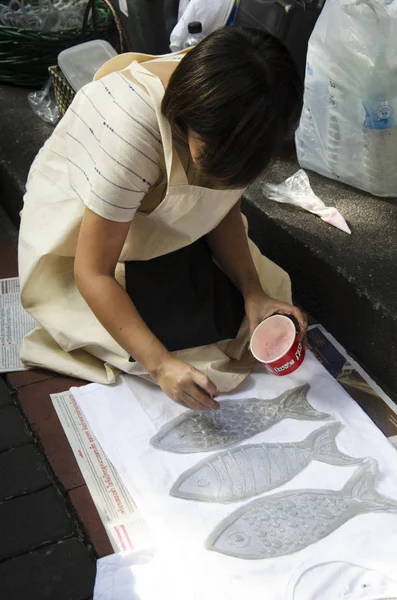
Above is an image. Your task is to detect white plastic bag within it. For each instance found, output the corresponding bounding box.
[295,0,397,197]
[263,170,351,234]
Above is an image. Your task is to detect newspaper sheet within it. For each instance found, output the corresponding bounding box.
[307,324,397,447]
[0,277,37,373]
[51,391,152,553]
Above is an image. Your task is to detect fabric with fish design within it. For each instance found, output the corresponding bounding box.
[72,360,397,600]
[170,422,360,503]
[206,459,397,559]
[151,384,330,454]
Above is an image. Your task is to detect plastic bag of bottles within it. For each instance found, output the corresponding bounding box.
[0,0,88,31]
[295,0,397,197]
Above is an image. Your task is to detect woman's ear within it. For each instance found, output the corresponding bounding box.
[187,129,206,164]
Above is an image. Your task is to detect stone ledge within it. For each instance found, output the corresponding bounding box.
[242,158,397,397]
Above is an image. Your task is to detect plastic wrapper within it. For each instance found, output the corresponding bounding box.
[263,170,351,234]
[295,0,397,198]
[28,79,59,125]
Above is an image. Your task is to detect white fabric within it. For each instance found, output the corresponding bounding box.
[287,560,397,600]
[72,352,397,600]
[170,0,235,51]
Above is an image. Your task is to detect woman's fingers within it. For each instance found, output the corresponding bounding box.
[277,304,308,340]
[179,370,220,411]
[191,370,218,400]
[179,385,217,411]
[185,380,220,411]
[292,307,308,340]
[192,370,218,398]
[156,358,220,410]
[180,392,206,411]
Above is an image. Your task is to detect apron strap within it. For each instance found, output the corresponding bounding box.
[93,49,188,81]
[129,61,188,188]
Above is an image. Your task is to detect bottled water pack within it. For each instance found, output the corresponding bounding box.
[296,0,397,197]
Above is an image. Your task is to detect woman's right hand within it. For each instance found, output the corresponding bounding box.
[154,357,220,411]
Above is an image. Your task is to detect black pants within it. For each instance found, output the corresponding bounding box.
[125,238,245,359]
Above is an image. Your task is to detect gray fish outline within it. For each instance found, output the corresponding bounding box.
[170,422,362,503]
[205,459,397,560]
[150,384,331,454]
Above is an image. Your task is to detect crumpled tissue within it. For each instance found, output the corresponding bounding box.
[262,170,351,234]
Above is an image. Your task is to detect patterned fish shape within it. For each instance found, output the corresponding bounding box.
[206,459,397,560]
[170,422,360,503]
[150,385,330,454]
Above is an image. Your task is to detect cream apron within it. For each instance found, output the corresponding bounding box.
[19,53,292,391]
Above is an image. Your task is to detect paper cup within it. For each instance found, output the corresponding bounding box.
[250,314,305,376]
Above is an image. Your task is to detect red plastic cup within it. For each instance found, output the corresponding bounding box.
[250,314,305,376]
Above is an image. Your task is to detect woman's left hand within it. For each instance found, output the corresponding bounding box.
[245,292,308,341]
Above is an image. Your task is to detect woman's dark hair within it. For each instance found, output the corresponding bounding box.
[162,27,302,187]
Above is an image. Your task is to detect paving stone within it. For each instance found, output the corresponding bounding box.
[69,486,113,558]
[0,377,13,407]
[0,487,74,560]
[18,376,86,490]
[0,538,96,600]
[7,369,55,390]
[0,405,31,451]
[0,225,18,277]
[0,444,51,501]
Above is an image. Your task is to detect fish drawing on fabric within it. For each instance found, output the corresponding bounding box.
[150,384,330,454]
[170,422,361,503]
[206,459,397,560]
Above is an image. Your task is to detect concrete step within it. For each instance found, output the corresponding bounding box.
[1,82,396,398]
[242,160,397,398]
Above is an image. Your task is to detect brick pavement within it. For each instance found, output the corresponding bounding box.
[0,226,113,599]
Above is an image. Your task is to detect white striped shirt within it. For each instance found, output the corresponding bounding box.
[65,69,165,222]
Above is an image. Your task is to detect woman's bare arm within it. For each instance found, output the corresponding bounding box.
[207,201,307,337]
[74,208,218,408]
[75,208,169,372]
[207,201,264,297]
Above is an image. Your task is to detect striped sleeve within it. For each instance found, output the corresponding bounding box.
[66,71,163,222]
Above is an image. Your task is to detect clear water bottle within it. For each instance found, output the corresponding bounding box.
[296,49,332,178]
[361,97,397,197]
[183,21,204,49]
[326,61,346,181]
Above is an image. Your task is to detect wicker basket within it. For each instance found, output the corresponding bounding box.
[49,65,76,118]
[0,0,125,87]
